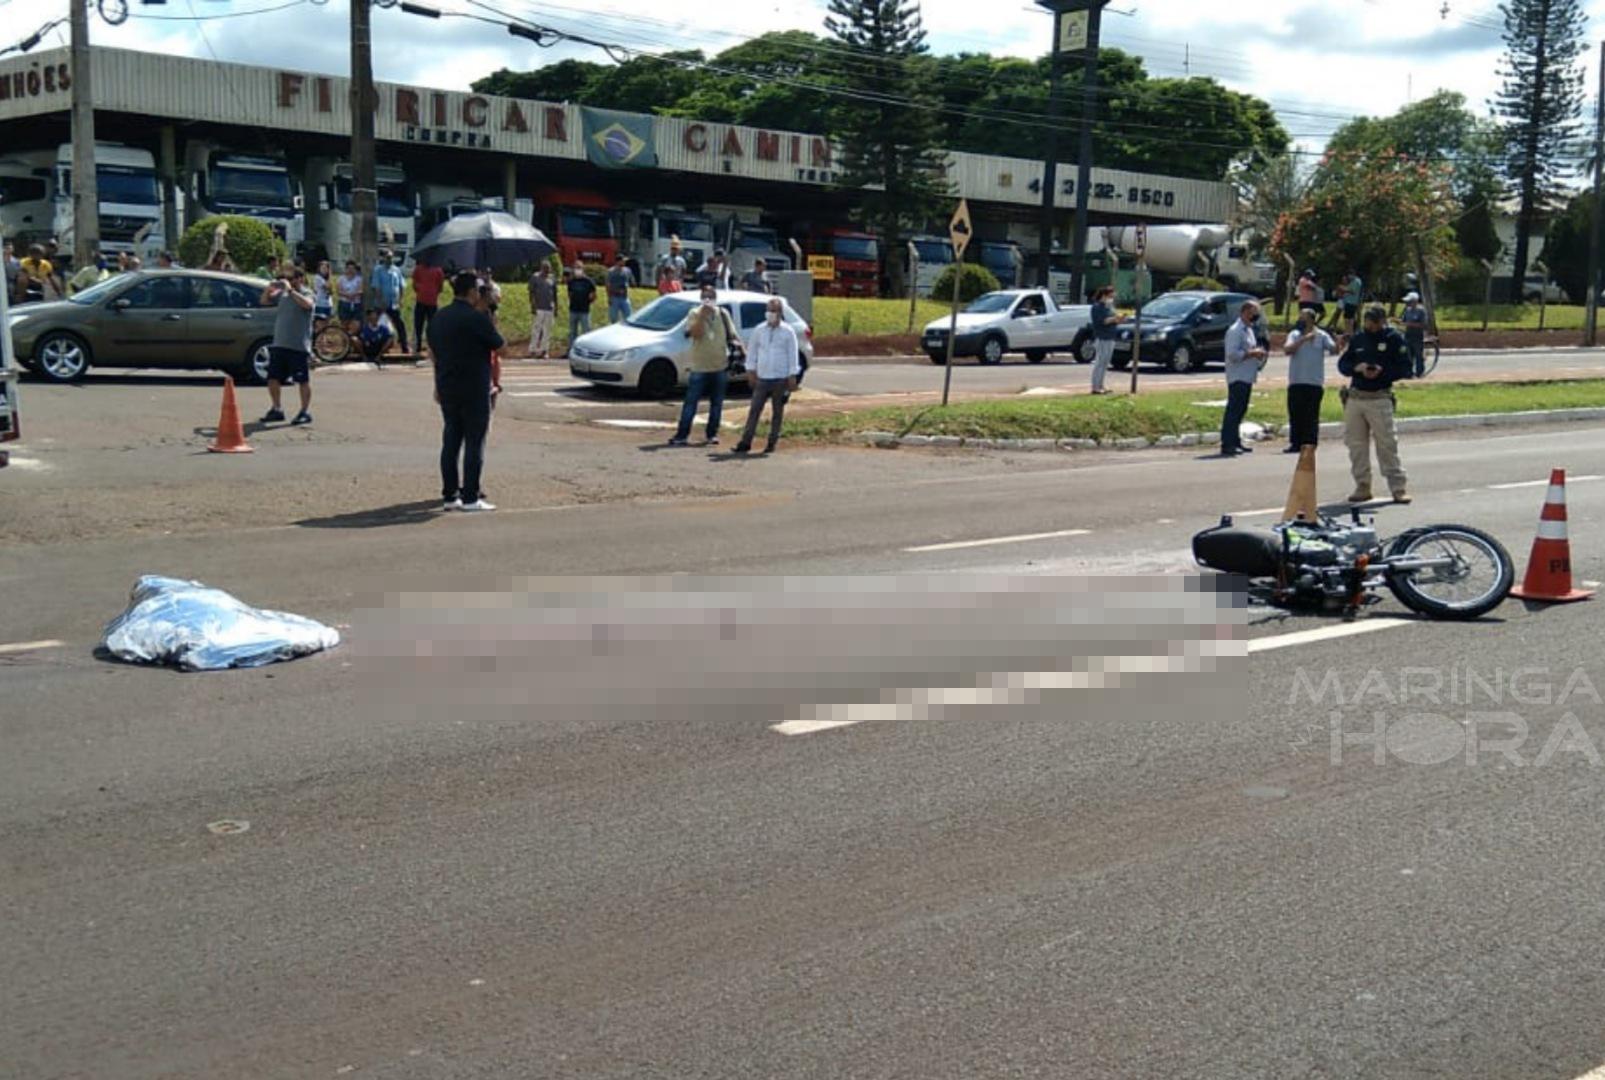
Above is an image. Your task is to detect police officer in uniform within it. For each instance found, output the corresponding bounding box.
[1337,302,1413,504]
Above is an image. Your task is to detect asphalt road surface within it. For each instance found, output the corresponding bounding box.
[3,372,1604,1078]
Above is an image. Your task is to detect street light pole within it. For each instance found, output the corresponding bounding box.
[1035,0,1108,303]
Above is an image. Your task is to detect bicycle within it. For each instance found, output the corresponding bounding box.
[312,317,353,364]
[1417,334,1441,378]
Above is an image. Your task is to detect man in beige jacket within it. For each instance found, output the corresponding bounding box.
[668,285,740,447]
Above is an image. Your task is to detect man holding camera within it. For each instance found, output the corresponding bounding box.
[1282,307,1343,453]
[1337,303,1413,504]
[259,266,317,426]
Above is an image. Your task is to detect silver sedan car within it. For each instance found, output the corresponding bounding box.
[567,290,814,397]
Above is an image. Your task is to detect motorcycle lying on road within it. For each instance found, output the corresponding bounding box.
[1193,508,1514,620]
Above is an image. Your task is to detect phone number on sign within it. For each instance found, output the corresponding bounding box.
[1027,179,1177,207]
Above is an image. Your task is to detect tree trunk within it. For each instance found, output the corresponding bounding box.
[1511,0,1551,302]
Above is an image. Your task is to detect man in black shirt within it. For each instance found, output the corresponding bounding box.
[565,263,597,357]
[1336,303,1413,504]
[428,270,505,512]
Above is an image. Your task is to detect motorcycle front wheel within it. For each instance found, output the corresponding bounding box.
[1385,524,1514,619]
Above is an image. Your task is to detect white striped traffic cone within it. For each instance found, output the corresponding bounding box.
[1510,469,1594,603]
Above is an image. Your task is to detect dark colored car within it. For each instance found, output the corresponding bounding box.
[10,269,277,384]
[1110,290,1262,374]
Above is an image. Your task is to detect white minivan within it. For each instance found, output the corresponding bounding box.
[568,289,814,397]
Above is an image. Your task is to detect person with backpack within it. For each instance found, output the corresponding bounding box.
[668,285,739,447]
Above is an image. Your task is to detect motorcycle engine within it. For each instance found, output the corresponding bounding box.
[1278,523,1380,601]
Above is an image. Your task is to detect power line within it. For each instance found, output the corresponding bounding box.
[128,0,310,20]
[0,18,68,58]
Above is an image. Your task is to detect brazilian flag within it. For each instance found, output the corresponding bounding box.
[582,108,657,170]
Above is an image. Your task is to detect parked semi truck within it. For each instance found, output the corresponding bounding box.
[302,158,415,265]
[979,241,1024,289]
[0,143,165,263]
[806,227,879,298]
[532,187,617,267]
[908,235,955,298]
[708,205,792,280]
[620,205,715,281]
[183,142,301,248]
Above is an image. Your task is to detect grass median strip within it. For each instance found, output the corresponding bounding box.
[784,379,1605,444]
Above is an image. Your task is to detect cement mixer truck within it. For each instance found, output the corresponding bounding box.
[1101,224,1275,295]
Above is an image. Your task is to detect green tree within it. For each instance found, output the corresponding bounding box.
[586,51,708,114]
[1494,0,1586,299]
[1107,77,1288,181]
[177,215,285,277]
[1231,155,1304,252]
[824,0,950,294]
[473,59,603,103]
[1538,191,1597,301]
[1271,149,1460,298]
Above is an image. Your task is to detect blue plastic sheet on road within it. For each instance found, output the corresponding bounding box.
[101,576,341,672]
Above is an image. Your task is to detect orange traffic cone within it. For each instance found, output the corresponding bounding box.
[207,376,253,454]
[1510,469,1593,603]
[1281,444,1318,522]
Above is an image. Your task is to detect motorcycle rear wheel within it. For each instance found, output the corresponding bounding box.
[1385,524,1514,620]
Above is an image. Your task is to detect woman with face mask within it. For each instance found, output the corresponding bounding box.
[669,287,738,446]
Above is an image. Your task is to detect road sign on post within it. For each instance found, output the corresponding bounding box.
[941,199,973,407]
[949,199,973,258]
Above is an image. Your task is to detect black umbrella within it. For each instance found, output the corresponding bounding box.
[411,211,556,271]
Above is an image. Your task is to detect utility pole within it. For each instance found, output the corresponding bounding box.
[1586,40,1604,347]
[69,0,99,267]
[1066,4,1106,304]
[350,0,379,301]
[1036,52,1064,288]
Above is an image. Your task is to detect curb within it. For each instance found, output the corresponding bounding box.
[853,406,1605,453]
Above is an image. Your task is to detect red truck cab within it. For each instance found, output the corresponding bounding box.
[533,188,618,268]
[811,228,880,298]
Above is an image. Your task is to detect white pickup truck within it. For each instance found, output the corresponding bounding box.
[921,288,1094,365]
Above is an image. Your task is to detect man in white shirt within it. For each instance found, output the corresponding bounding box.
[735,297,800,455]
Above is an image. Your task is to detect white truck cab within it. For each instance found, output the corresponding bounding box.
[621,205,715,280]
[0,144,165,263]
[184,143,302,250]
[908,235,955,298]
[303,158,416,266]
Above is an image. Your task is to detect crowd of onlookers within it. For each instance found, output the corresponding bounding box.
[4,239,180,305]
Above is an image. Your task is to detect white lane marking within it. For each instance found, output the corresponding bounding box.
[904,528,1090,553]
[594,418,678,430]
[1488,475,1603,489]
[0,638,66,655]
[0,454,50,471]
[1230,507,1285,518]
[781,645,1245,731]
[772,718,864,736]
[1569,1065,1605,1080]
[1246,618,1413,654]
